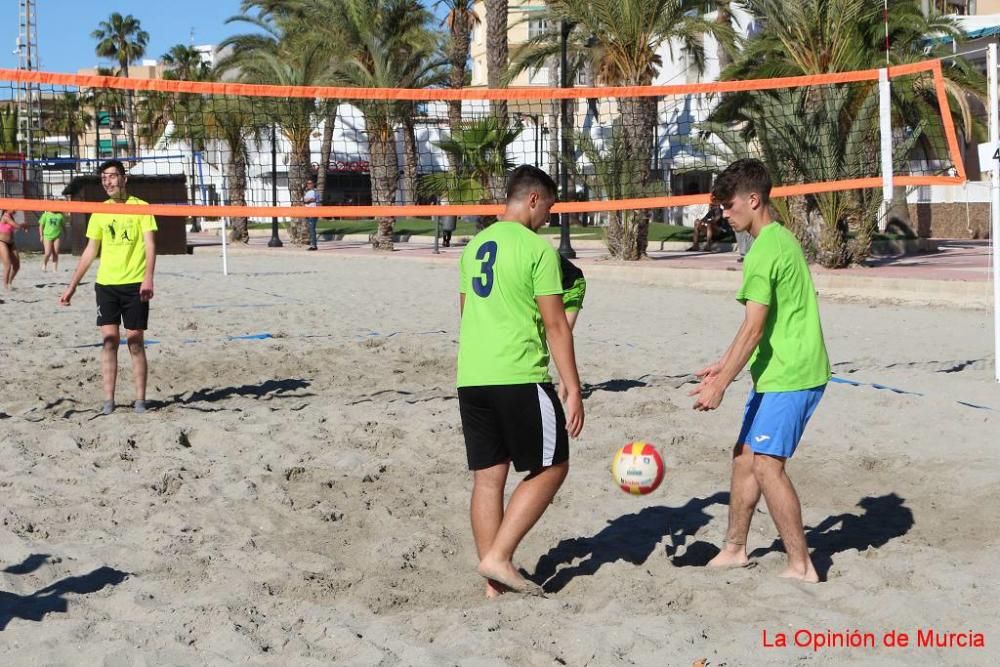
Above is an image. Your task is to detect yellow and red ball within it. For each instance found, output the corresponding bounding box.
[611,441,665,495]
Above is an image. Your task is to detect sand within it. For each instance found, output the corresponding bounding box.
[0,248,997,666]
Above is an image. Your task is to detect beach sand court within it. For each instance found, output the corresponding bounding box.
[0,251,996,665]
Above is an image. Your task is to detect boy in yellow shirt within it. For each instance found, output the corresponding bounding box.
[60,160,158,415]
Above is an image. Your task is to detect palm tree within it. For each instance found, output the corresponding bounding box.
[419,116,519,204]
[573,123,658,259]
[440,0,480,133]
[203,96,265,243]
[506,21,603,224]
[287,0,444,250]
[161,44,210,82]
[92,13,149,160]
[714,0,985,266]
[510,0,734,258]
[694,86,925,265]
[221,0,443,249]
[715,0,735,70]
[230,0,351,216]
[134,44,215,229]
[217,8,333,245]
[44,94,93,170]
[484,0,509,120]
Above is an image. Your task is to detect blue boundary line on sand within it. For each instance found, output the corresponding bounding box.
[830,375,996,412]
[66,334,993,413]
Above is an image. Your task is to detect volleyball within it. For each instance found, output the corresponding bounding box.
[611,441,665,495]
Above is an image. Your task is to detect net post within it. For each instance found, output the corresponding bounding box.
[433,212,440,255]
[878,67,892,232]
[267,124,283,248]
[221,216,229,276]
[989,43,1000,383]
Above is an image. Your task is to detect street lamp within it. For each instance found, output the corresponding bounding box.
[268,123,283,248]
[558,20,576,259]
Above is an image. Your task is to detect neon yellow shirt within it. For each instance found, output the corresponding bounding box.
[737,222,830,391]
[458,221,563,387]
[86,196,158,285]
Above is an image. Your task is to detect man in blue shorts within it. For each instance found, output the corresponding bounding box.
[689,159,830,583]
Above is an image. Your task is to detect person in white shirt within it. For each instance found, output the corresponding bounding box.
[304,177,319,250]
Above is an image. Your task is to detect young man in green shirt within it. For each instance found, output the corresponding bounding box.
[690,159,830,583]
[60,159,158,415]
[458,165,584,597]
[38,207,66,272]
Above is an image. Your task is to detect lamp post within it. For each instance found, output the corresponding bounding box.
[268,123,283,247]
[558,20,576,259]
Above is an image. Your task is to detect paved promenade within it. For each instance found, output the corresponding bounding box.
[189,231,996,308]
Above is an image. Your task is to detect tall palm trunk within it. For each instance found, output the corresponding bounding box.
[401,110,420,205]
[316,103,338,205]
[287,132,312,245]
[716,0,732,70]
[547,57,560,195]
[369,122,399,251]
[484,0,508,121]
[619,94,655,257]
[227,145,249,243]
[448,7,473,134]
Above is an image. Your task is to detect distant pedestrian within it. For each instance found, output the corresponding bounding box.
[304,177,319,250]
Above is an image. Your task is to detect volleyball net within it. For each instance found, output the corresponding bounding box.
[0,59,965,219]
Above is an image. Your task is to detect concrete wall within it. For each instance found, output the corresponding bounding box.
[907,202,991,239]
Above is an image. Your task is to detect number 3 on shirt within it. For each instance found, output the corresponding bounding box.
[472,241,498,297]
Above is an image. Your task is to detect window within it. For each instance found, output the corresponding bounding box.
[933,0,971,14]
[528,67,548,85]
[528,18,548,40]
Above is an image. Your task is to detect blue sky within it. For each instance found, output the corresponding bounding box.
[2,0,246,73]
[3,1,450,74]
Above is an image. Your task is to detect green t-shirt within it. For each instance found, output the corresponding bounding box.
[457,221,563,387]
[39,211,65,240]
[737,222,831,392]
[86,196,158,285]
[560,255,586,313]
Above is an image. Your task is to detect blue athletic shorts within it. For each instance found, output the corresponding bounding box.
[736,384,825,458]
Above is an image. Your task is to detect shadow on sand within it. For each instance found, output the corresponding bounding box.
[530,492,728,593]
[0,555,129,631]
[749,493,914,580]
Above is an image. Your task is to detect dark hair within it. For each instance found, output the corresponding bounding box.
[98,159,126,176]
[506,164,557,202]
[711,158,771,206]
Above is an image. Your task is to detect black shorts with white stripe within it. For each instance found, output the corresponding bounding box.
[458,383,568,472]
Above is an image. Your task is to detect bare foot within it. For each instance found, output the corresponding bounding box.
[707,543,750,569]
[778,562,820,583]
[485,579,507,599]
[477,559,545,596]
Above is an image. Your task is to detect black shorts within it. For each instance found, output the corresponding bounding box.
[458,383,569,472]
[95,283,149,330]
